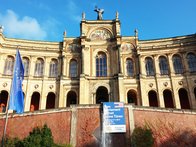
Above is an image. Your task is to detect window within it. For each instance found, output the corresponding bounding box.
[49,59,58,77]
[23,57,29,76]
[126,58,134,76]
[187,53,196,72]
[145,57,154,76]
[159,56,169,75]
[4,56,14,75]
[96,52,107,77]
[70,59,77,77]
[172,55,183,74]
[34,58,44,76]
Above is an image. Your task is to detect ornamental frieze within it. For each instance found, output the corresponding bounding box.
[67,44,81,53]
[120,43,134,52]
[90,29,111,41]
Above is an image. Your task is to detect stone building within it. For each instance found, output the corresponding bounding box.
[0,12,196,112]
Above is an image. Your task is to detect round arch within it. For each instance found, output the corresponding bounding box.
[67,91,77,107]
[148,90,158,107]
[194,87,196,99]
[127,89,137,105]
[30,92,40,111]
[92,83,110,94]
[46,92,56,109]
[163,89,174,108]
[96,86,109,104]
[178,88,190,109]
[0,90,9,112]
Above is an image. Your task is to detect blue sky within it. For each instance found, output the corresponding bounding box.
[0,0,195,41]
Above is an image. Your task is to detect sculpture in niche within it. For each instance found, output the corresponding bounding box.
[90,29,111,41]
[94,6,104,20]
[121,43,133,52]
[67,44,81,53]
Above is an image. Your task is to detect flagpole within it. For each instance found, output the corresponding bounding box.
[1,49,24,147]
[1,94,11,147]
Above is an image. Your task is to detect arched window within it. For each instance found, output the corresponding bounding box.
[187,53,196,72]
[159,56,169,75]
[0,90,8,113]
[194,87,196,100]
[145,57,154,76]
[30,92,40,111]
[148,90,158,107]
[96,52,107,77]
[67,91,77,107]
[46,92,55,109]
[49,59,58,77]
[163,89,174,108]
[69,59,77,77]
[4,56,14,75]
[172,55,183,74]
[127,90,137,105]
[96,86,109,104]
[178,88,190,109]
[126,58,134,76]
[34,58,44,77]
[23,57,29,76]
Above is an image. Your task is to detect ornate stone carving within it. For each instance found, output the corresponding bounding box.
[49,85,54,89]
[67,44,81,53]
[149,83,153,87]
[163,82,168,87]
[120,43,133,52]
[90,29,111,41]
[178,81,183,85]
[34,84,39,89]
[2,82,7,87]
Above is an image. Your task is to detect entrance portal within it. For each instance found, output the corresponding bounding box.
[96,86,109,104]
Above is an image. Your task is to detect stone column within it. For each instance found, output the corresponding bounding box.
[153,55,165,107]
[0,55,5,75]
[29,57,36,77]
[118,74,125,102]
[62,55,67,76]
[58,84,65,107]
[173,90,181,109]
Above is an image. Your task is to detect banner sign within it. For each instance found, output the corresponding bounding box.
[103,102,126,133]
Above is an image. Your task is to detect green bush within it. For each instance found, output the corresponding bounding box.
[131,126,154,147]
[21,124,54,147]
[2,137,22,147]
[1,124,72,147]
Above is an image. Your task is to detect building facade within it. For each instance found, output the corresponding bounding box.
[0,13,196,112]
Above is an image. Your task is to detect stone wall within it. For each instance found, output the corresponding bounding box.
[0,105,196,147]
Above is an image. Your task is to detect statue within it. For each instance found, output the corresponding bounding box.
[82,12,85,20]
[0,25,4,33]
[63,30,66,37]
[116,11,119,20]
[94,6,104,20]
[134,29,138,37]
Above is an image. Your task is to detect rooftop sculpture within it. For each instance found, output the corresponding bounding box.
[94,6,104,20]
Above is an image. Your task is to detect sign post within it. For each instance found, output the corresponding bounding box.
[103,102,126,133]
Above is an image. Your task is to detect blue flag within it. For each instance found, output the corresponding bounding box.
[9,50,24,114]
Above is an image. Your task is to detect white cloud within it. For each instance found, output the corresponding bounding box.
[0,10,47,40]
